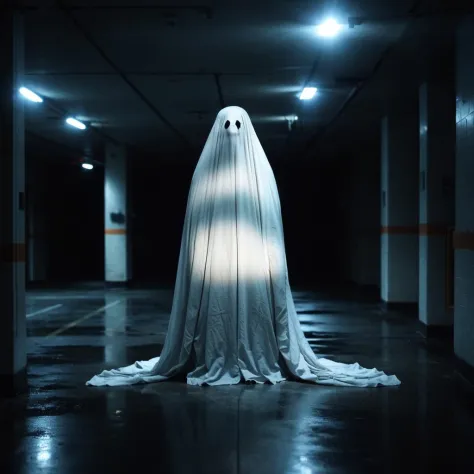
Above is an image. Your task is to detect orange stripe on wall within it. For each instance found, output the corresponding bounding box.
[104,228,127,235]
[381,226,418,234]
[419,224,448,236]
[0,243,26,263]
[382,225,449,236]
[453,231,474,250]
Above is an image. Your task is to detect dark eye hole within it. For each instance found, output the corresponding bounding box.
[236,120,241,129]
[224,120,230,129]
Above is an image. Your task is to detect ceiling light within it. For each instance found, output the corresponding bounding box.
[66,117,86,130]
[316,18,343,37]
[19,87,43,103]
[299,87,317,100]
[82,163,93,170]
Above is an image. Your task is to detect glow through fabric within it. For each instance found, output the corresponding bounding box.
[87,106,401,388]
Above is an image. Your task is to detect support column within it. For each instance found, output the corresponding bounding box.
[454,14,474,372]
[418,79,455,333]
[0,8,27,395]
[104,142,130,286]
[380,104,419,307]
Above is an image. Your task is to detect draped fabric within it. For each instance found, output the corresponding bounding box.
[87,106,400,388]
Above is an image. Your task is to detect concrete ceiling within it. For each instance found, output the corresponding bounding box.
[22,0,421,164]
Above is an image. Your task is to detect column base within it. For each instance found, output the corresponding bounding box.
[0,367,28,397]
[417,321,454,340]
[105,280,131,289]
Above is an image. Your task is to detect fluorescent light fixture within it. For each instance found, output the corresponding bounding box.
[19,87,43,103]
[299,87,317,100]
[82,163,93,170]
[66,117,86,130]
[316,18,343,37]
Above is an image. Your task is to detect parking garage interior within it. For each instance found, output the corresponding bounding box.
[1,1,474,473]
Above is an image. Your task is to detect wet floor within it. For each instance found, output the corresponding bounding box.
[1,284,473,473]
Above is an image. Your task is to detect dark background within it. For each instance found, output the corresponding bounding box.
[29,147,342,287]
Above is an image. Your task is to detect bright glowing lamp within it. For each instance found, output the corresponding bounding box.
[19,87,43,103]
[316,18,343,37]
[82,163,93,170]
[299,87,317,100]
[66,117,86,130]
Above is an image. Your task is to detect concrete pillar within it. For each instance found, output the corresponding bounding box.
[380,105,419,307]
[454,14,474,370]
[0,9,27,395]
[418,80,455,332]
[104,142,130,285]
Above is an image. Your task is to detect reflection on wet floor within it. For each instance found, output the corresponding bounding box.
[1,286,473,474]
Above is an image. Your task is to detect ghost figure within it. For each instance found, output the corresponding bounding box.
[87,106,400,388]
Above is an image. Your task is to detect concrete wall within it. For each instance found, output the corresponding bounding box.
[454,14,474,368]
[344,152,381,288]
[380,106,420,304]
[330,15,458,303]
[26,159,49,282]
[418,77,456,327]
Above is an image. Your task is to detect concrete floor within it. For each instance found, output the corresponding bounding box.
[1,284,473,474]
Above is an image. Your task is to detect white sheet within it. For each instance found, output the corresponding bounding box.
[87,106,400,388]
